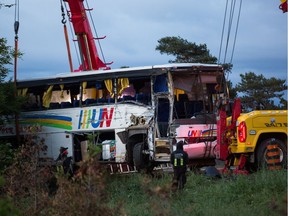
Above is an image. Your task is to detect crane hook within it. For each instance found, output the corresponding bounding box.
[62,16,67,24]
[60,0,67,24]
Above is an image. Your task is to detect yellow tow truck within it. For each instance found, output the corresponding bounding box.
[216,98,287,173]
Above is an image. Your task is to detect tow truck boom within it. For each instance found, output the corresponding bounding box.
[64,0,109,71]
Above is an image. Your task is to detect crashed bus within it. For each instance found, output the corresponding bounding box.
[0,63,225,170]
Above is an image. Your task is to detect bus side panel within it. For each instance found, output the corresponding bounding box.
[115,129,126,163]
[38,132,73,160]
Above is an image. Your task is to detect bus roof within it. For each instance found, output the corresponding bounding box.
[16,63,223,88]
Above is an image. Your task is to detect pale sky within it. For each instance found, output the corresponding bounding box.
[0,0,287,87]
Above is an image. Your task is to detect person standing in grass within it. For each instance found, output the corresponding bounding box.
[170,141,189,190]
[56,147,73,178]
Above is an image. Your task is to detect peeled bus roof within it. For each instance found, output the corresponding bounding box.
[16,63,223,88]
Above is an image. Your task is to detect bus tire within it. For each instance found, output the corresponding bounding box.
[133,142,146,171]
[126,142,134,166]
[256,138,287,170]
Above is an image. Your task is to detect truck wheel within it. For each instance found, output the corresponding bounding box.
[256,138,287,169]
[133,142,148,171]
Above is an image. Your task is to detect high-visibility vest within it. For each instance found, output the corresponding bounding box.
[174,158,184,166]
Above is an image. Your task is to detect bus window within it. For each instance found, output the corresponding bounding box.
[172,73,221,119]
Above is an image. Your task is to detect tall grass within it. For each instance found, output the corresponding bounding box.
[106,170,287,216]
[1,138,286,216]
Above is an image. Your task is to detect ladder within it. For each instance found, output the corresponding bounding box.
[108,163,137,174]
[108,163,173,174]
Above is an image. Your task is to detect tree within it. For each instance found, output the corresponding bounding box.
[156,36,218,64]
[156,36,233,72]
[0,38,13,82]
[235,72,287,111]
[226,80,237,99]
[0,38,24,117]
[155,36,234,98]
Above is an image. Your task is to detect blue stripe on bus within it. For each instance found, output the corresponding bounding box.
[22,115,72,122]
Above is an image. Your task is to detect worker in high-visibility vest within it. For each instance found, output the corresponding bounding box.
[170,141,189,190]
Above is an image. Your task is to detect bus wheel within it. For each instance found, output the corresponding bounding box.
[126,142,134,166]
[256,138,287,170]
[133,142,148,171]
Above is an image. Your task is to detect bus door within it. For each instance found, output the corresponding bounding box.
[156,96,170,137]
[153,74,173,138]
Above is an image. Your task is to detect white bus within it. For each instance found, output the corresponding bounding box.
[0,63,225,170]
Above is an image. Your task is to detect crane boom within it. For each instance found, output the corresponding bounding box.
[64,0,109,71]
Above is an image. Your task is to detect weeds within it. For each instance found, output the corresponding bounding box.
[0,136,287,216]
[1,134,118,216]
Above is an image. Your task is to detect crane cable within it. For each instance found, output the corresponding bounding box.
[223,0,236,64]
[218,0,242,66]
[218,0,228,66]
[217,0,242,99]
[14,0,19,84]
[61,0,82,69]
[229,0,242,64]
[13,0,20,144]
[84,0,108,65]
[60,0,73,72]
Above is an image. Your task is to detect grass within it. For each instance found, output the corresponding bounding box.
[106,170,287,216]
[2,142,287,216]
[1,140,286,215]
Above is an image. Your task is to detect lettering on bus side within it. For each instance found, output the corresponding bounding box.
[188,130,202,137]
[187,129,216,137]
[78,107,114,129]
[264,122,288,127]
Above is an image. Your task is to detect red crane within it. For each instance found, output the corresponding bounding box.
[63,0,110,71]
[279,0,287,13]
